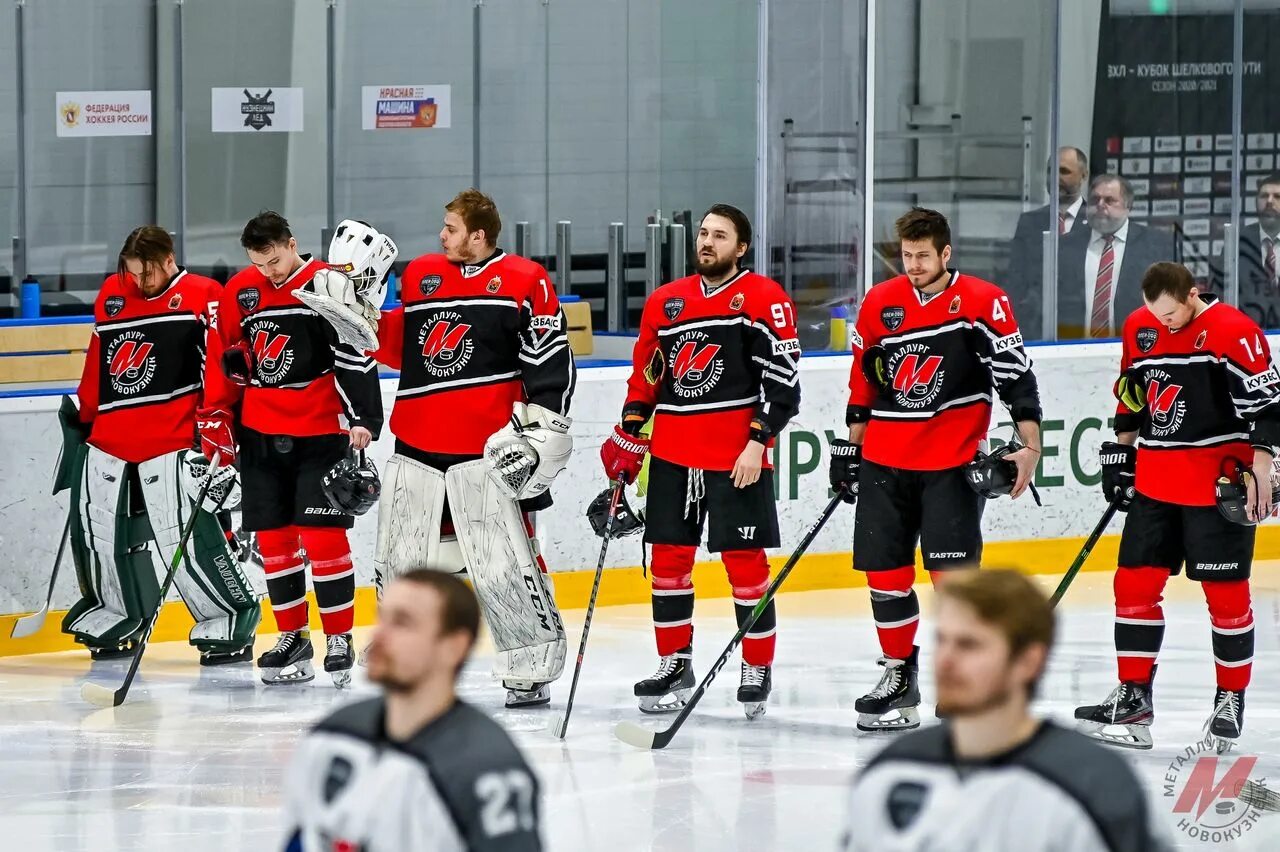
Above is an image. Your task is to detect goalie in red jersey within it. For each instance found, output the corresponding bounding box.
[1075,262,1280,751]
[601,204,801,720]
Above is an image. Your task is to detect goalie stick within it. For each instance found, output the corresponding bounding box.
[82,452,225,708]
[10,515,71,639]
[550,476,626,739]
[614,491,844,750]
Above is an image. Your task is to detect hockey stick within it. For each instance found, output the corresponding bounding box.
[550,476,626,739]
[10,515,72,639]
[1049,495,1124,608]
[615,491,844,750]
[81,452,223,708]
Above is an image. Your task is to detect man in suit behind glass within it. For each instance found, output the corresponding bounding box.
[1237,173,1280,330]
[1006,146,1090,337]
[1057,174,1175,339]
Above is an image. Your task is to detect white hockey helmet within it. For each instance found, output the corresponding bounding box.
[327,219,398,306]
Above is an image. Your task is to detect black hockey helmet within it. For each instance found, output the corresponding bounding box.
[1215,458,1280,526]
[322,449,381,516]
[965,444,1018,499]
[586,485,645,539]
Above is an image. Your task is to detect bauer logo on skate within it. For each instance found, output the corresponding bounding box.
[250,326,294,383]
[1145,372,1186,437]
[1163,741,1267,844]
[418,314,475,377]
[889,345,945,409]
[669,332,724,398]
[106,332,156,395]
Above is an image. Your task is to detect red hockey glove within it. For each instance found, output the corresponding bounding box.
[600,424,649,485]
[196,408,236,466]
[221,341,255,386]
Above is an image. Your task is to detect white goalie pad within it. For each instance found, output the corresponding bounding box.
[483,402,574,501]
[293,267,381,352]
[445,459,566,683]
[374,455,465,586]
[67,446,132,639]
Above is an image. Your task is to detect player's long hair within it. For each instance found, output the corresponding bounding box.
[117,225,175,284]
[446,189,502,247]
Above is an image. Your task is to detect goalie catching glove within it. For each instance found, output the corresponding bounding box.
[181,450,242,513]
[293,219,398,351]
[484,402,574,501]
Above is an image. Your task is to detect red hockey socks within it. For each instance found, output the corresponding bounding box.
[1204,579,1253,691]
[300,527,356,636]
[724,549,775,666]
[257,527,307,632]
[867,565,918,660]
[1114,566,1170,684]
[650,544,696,656]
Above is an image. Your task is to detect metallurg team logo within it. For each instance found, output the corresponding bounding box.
[106,331,157,396]
[668,330,723,398]
[889,343,945,409]
[250,323,294,384]
[418,312,474,377]
[1145,369,1186,437]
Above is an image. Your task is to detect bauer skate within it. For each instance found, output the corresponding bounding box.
[856,647,921,732]
[258,630,315,685]
[325,633,354,689]
[1205,687,1245,754]
[199,642,254,667]
[504,680,551,708]
[635,646,694,714]
[1074,671,1155,750]
[738,663,772,720]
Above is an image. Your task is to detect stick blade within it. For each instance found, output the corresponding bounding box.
[549,715,568,740]
[81,682,123,709]
[614,721,662,750]
[9,607,48,639]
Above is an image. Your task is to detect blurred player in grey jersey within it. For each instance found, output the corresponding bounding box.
[842,570,1171,852]
[282,570,542,852]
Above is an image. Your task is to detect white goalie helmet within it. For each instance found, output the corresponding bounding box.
[327,219,399,308]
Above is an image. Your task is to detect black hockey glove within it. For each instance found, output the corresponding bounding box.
[1099,441,1136,511]
[829,439,861,503]
[861,345,891,396]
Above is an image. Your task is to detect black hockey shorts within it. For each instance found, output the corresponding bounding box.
[1118,493,1255,581]
[853,459,983,572]
[643,454,780,553]
[239,427,354,531]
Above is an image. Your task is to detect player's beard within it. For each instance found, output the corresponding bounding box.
[908,265,949,291]
[696,252,735,279]
[935,678,1015,719]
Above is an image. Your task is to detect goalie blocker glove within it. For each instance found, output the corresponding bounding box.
[292,220,399,352]
[322,449,381,516]
[1099,441,1136,510]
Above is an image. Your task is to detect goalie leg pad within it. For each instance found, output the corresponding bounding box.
[375,455,452,590]
[445,459,566,683]
[137,451,261,651]
[63,448,156,645]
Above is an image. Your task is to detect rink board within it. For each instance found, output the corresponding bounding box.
[5,338,1280,656]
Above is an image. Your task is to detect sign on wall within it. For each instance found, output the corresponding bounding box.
[211,87,305,133]
[54,90,152,137]
[361,85,451,130]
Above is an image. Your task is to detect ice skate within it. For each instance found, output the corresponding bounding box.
[504,680,551,708]
[1205,687,1245,754]
[1074,673,1155,750]
[257,630,315,685]
[199,642,254,667]
[856,647,921,732]
[634,646,694,714]
[88,639,138,661]
[737,662,771,720]
[324,633,354,689]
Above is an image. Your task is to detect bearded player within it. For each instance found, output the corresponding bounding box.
[601,203,800,720]
[203,212,384,688]
[310,189,576,709]
[1075,262,1280,750]
[59,226,260,663]
[829,207,1042,732]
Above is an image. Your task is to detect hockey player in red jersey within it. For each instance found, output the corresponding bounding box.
[359,190,576,709]
[60,226,260,663]
[601,204,801,720]
[205,212,384,688]
[829,207,1042,732]
[1075,262,1280,751]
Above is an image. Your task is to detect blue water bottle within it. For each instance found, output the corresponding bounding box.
[20,275,41,319]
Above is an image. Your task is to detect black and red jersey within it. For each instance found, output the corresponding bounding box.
[1116,296,1280,506]
[78,269,234,464]
[623,269,801,471]
[373,250,575,455]
[848,271,1041,471]
[212,256,383,439]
